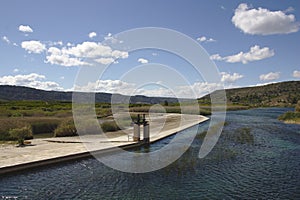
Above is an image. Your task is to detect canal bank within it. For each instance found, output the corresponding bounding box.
[0,114,209,175]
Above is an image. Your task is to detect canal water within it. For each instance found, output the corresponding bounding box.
[1,108,299,199]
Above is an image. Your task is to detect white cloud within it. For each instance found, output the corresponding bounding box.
[45,42,128,67]
[259,72,280,81]
[197,36,216,43]
[292,70,300,78]
[2,36,10,44]
[18,25,33,33]
[138,58,149,64]
[210,54,223,61]
[0,73,63,91]
[75,79,137,95]
[45,47,90,67]
[47,41,63,46]
[211,45,274,64]
[66,42,112,58]
[88,32,97,38]
[232,3,300,35]
[94,57,115,65]
[220,72,243,83]
[13,68,19,73]
[177,82,222,98]
[21,40,46,54]
[74,77,225,98]
[104,32,122,44]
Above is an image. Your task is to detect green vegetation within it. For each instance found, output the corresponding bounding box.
[233,127,254,145]
[9,125,33,146]
[296,100,300,112]
[54,119,77,137]
[278,111,300,124]
[100,121,121,132]
[0,81,299,141]
[278,100,300,124]
[199,81,300,107]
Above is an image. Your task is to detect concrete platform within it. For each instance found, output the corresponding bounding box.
[0,114,209,174]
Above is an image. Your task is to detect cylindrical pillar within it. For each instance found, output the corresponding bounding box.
[143,122,149,143]
[133,123,140,141]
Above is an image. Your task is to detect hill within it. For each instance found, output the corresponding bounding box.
[198,81,300,107]
[1,81,299,107]
[0,85,179,104]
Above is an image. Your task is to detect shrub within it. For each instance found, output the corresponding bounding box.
[278,111,300,121]
[9,126,33,146]
[0,119,30,141]
[101,121,121,132]
[235,127,254,144]
[296,100,300,112]
[31,121,59,134]
[54,119,77,137]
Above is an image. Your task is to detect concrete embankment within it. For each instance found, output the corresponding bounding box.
[0,114,209,175]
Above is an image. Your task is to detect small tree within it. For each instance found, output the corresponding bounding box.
[164,100,169,106]
[296,100,300,112]
[9,126,33,146]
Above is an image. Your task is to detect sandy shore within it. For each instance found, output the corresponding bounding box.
[0,114,208,173]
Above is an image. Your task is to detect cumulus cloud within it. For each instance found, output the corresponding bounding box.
[19,25,33,33]
[45,47,90,67]
[210,45,274,64]
[138,58,149,64]
[94,57,115,65]
[13,68,19,73]
[177,82,222,98]
[75,79,137,95]
[88,32,97,38]
[0,73,63,91]
[21,40,46,54]
[197,36,216,43]
[259,72,280,81]
[220,72,243,83]
[232,3,300,35]
[292,70,300,78]
[45,41,128,67]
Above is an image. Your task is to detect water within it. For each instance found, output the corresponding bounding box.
[1,108,300,199]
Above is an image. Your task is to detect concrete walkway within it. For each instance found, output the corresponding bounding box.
[0,114,209,173]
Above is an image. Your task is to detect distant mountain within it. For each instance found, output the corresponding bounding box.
[198,81,300,107]
[0,85,180,104]
[1,81,300,106]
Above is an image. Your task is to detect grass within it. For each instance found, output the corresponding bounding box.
[278,111,300,124]
[0,100,253,141]
[234,127,254,145]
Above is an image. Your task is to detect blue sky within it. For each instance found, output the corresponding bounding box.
[0,0,299,98]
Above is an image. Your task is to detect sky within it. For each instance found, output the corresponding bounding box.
[0,0,299,98]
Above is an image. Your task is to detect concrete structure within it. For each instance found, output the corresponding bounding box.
[0,114,209,174]
[133,123,140,141]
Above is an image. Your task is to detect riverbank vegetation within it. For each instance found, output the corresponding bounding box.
[278,100,300,124]
[1,80,299,142]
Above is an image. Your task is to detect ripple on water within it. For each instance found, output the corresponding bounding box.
[0,108,299,199]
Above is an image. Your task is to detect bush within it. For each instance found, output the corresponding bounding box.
[0,119,30,141]
[296,100,300,112]
[278,111,300,120]
[101,121,121,132]
[31,121,59,134]
[9,126,33,145]
[54,119,77,137]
